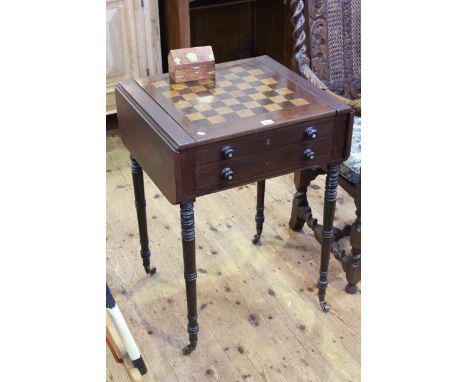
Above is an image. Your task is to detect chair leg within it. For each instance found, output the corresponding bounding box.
[130,155,156,275]
[345,176,361,294]
[318,164,340,312]
[289,168,321,231]
[252,180,265,244]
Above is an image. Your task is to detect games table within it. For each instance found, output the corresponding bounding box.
[116,55,354,355]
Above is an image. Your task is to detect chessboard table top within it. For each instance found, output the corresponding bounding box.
[132,56,350,145]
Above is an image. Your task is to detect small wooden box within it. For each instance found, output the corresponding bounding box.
[168,46,215,83]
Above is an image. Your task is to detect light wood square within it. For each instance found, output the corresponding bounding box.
[245,100,261,108]
[191,85,207,93]
[230,66,244,73]
[171,83,187,90]
[175,100,191,109]
[153,80,167,88]
[249,69,264,76]
[186,112,204,121]
[195,103,211,112]
[243,76,257,83]
[276,88,293,95]
[210,88,226,95]
[271,95,287,103]
[291,98,309,106]
[236,109,255,118]
[199,78,214,85]
[215,106,234,115]
[223,73,238,80]
[223,98,240,106]
[236,83,250,90]
[250,93,267,100]
[182,93,197,101]
[207,115,226,124]
[231,90,246,97]
[163,90,179,98]
[264,104,282,112]
[218,80,233,87]
[256,85,272,92]
[262,78,278,85]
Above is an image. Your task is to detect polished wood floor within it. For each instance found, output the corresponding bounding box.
[106,131,360,381]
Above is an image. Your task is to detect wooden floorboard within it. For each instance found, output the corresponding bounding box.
[106,131,361,381]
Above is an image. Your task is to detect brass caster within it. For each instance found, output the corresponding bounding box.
[144,265,157,275]
[319,300,329,313]
[182,342,197,355]
[252,234,261,245]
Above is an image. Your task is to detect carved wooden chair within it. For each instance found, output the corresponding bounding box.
[288,0,361,295]
[250,0,360,306]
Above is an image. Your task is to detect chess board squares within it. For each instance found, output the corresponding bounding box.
[222,98,240,106]
[190,85,208,93]
[261,78,278,85]
[263,103,282,112]
[245,100,261,109]
[248,68,264,76]
[222,73,238,81]
[174,100,192,109]
[243,87,259,95]
[186,112,205,122]
[194,103,211,112]
[171,83,188,91]
[217,80,233,87]
[153,80,168,88]
[163,90,179,98]
[220,85,239,93]
[207,115,226,124]
[214,106,234,115]
[291,98,309,106]
[235,82,251,90]
[209,88,226,95]
[182,93,197,101]
[199,78,214,85]
[208,100,227,109]
[229,103,248,112]
[275,87,293,95]
[236,109,255,118]
[270,95,288,103]
[249,92,267,101]
[229,77,245,85]
[242,76,257,83]
[229,66,245,73]
[255,85,273,92]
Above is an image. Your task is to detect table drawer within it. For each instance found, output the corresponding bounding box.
[195,118,335,165]
[195,136,333,191]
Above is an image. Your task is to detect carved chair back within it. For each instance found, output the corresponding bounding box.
[292,0,361,100]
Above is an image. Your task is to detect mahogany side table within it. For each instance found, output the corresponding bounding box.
[115,56,353,355]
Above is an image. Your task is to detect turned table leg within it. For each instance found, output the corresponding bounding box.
[345,175,361,294]
[318,163,340,312]
[130,155,156,275]
[252,180,265,244]
[180,201,199,355]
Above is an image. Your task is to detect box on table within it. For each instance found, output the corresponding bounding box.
[168,46,215,83]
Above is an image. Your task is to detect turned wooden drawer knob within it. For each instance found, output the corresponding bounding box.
[221,167,234,180]
[221,145,234,159]
[303,149,316,160]
[304,127,318,140]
